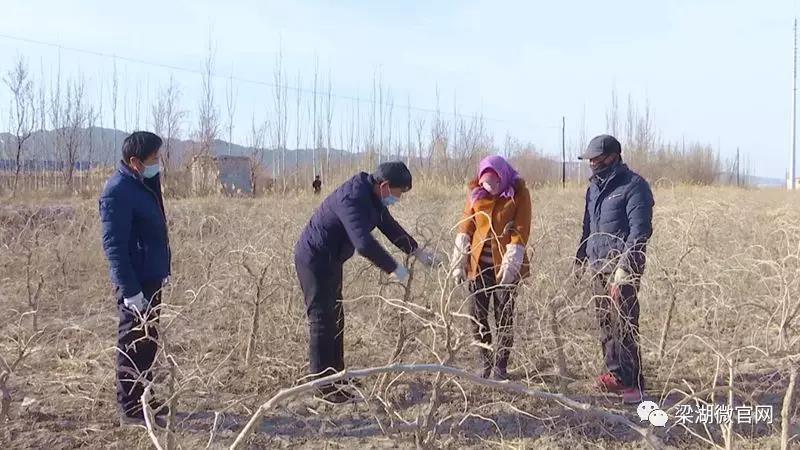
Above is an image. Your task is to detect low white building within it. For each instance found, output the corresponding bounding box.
[191,154,253,196]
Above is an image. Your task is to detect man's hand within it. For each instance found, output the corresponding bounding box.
[123,292,147,313]
[413,248,442,268]
[391,265,410,284]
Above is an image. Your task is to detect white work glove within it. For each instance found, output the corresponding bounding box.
[608,267,631,301]
[391,265,410,284]
[497,244,525,286]
[613,267,632,285]
[449,233,471,284]
[449,233,471,270]
[451,267,466,284]
[123,292,147,313]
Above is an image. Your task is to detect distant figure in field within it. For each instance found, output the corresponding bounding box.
[294,162,440,403]
[312,175,322,194]
[99,131,171,427]
[573,134,654,404]
[449,155,531,380]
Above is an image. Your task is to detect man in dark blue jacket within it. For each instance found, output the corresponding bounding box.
[574,134,654,404]
[99,131,171,426]
[294,161,438,403]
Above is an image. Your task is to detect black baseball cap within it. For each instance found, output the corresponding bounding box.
[373,161,413,191]
[578,134,622,160]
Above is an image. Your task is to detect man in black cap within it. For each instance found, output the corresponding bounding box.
[573,134,654,404]
[294,161,440,403]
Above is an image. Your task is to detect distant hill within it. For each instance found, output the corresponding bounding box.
[747,175,785,188]
[0,127,359,171]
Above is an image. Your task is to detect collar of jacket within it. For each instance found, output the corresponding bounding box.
[117,160,164,199]
[591,161,628,187]
[363,172,386,208]
[118,160,142,181]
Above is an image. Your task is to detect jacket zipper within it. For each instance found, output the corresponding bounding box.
[140,179,171,269]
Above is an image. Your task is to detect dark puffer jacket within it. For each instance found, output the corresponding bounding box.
[294,172,418,272]
[576,162,654,275]
[99,162,171,299]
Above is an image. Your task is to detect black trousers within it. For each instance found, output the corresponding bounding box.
[468,264,517,371]
[116,280,163,416]
[295,256,345,378]
[591,273,643,388]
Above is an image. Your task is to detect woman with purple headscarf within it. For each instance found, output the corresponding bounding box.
[449,155,532,379]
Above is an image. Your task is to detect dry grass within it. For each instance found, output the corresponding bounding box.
[0,184,798,449]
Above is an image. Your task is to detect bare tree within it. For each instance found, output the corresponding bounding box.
[377,70,385,164]
[4,55,36,195]
[225,71,237,155]
[415,116,426,168]
[163,77,184,177]
[61,78,87,188]
[95,77,105,166]
[324,72,333,182]
[406,95,412,167]
[247,114,267,195]
[605,85,620,137]
[367,73,377,168]
[625,93,636,147]
[353,94,362,172]
[151,92,167,137]
[33,61,47,189]
[430,87,449,176]
[85,105,98,190]
[294,71,302,188]
[122,68,130,132]
[111,58,119,154]
[385,91,394,161]
[153,76,185,177]
[49,61,64,189]
[49,73,86,189]
[134,79,142,130]
[197,39,219,156]
[578,104,587,181]
[453,113,489,181]
[272,47,288,191]
[311,56,319,181]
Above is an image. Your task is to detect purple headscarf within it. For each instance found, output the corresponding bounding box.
[471,155,520,203]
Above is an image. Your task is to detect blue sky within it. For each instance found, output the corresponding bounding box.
[0,0,796,178]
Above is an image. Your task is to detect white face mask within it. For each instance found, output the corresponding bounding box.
[142,163,161,178]
[482,181,497,194]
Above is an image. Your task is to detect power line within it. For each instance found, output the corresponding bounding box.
[0,32,561,130]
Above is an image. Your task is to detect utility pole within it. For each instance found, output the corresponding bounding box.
[791,18,798,190]
[561,116,566,188]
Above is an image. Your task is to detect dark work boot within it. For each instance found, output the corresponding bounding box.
[492,365,509,381]
[149,399,171,417]
[493,348,511,381]
[119,407,167,428]
[314,383,357,404]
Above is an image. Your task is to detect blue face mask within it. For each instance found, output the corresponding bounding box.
[382,195,398,207]
[142,163,161,179]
